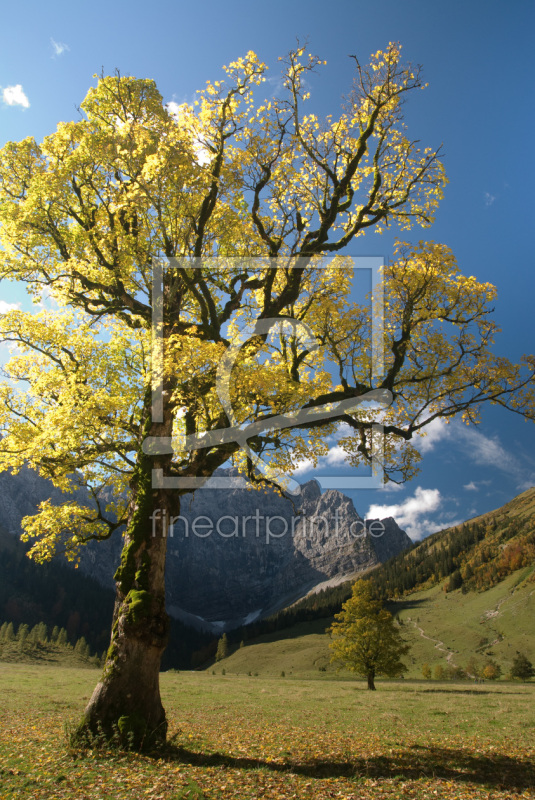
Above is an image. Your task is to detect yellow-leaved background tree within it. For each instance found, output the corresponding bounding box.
[329,580,409,690]
[0,43,534,747]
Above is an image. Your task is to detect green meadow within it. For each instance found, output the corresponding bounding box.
[0,663,534,799]
[217,569,535,680]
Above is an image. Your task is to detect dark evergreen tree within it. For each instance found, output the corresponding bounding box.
[215,634,229,662]
[510,652,534,681]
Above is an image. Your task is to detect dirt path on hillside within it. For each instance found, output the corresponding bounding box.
[479,586,535,649]
[409,620,460,668]
[482,593,510,620]
[410,585,535,677]
[483,587,535,620]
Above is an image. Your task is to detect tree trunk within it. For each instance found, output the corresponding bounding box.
[367,670,376,690]
[76,412,174,749]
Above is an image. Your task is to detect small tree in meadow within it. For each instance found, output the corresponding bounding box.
[329,580,409,690]
[74,636,90,658]
[17,623,30,648]
[57,628,68,646]
[466,656,480,679]
[446,664,466,681]
[481,660,501,681]
[510,652,534,681]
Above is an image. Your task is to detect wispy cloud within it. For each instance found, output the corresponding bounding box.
[414,416,534,492]
[463,479,491,492]
[455,424,535,491]
[51,38,70,57]
[484,192,496,207]
[456,425,517,472]
[1,85,30,108]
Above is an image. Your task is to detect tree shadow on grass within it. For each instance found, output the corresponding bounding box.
[160,742,535,791]
[388,598,430,613]
[418,687,527,695]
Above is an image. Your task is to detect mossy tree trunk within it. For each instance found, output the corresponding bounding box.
[79,410,174,748]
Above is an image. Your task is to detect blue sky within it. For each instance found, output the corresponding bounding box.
[1,0,534,539]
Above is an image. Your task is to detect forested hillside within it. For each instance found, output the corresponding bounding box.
[0,525,213,668]
[0,523,114,654]
[370,486,535,599]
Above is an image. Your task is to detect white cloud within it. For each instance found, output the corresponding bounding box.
[292,437,352,475]
[378,480,405,493]
[415,417,451,453]
[33,286,60,312]
[166,101,181,117]
[0,301,20,314]
[463,479,491,492]
[192,141,212,167]
[2,85,30,108]
[484,192,496,206]
[366,486,443,540]
[51,38,70,57]
[324,445,350,467]
[292,457,315,475]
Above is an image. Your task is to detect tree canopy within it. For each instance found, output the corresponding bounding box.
[0,47,533,562]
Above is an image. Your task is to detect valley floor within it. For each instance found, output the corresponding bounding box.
[0,664,534,799]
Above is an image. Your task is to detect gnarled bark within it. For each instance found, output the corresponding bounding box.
[77,414,174,749]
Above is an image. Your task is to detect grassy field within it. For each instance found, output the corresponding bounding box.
[0,663,534,799]
[218,569,535,680]
[394,568,535,677]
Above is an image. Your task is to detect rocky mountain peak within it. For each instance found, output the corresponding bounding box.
[0,466,412,631]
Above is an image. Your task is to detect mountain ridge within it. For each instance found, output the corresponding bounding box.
[0,465,412,631]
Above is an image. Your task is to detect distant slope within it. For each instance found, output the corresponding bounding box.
[216,566,534,680]
[393,567,535,676]
[217,488,535,678]
[371,486,535,598]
